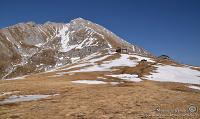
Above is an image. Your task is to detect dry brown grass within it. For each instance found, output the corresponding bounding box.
[191,67,200,72]
[0,66,200,119]
[155,58,182,67]
[110,61,156,79]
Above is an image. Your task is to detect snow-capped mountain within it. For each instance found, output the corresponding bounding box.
[1,18,200,119]
[0,18,152,79]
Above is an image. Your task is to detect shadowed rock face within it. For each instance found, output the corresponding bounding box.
[0,18,153,79]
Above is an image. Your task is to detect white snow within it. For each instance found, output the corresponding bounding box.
[68,54,138,73]
[97,77,107,80]
[57,24,105,52]
[38,26,49,38]
[60,53,110,71]
[59,57,64,60]
[42,52,153,76]
[71,80,107,84]
[132,45,135,51]
[71,80,119,85]
[0,91,19,97]
[5,75,27,80]
[50,53,110,77]
[57,25,73,52]
[106,40,112,48]
[103,54,136,66]
[109,82,120,85]
[76,37,96,49]
[146,65,200,85]
[56,63,63,67]
[188,85,200,90]
[84,26,105,39]
[0,95,51,104]
[107,74,142,82]
[0,92,13,96]
[71,57,80,63]
[69,65,111,72]
[35,43,43,47]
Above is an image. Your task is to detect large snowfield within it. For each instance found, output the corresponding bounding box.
[67,54,154,73]
[146,65,200,85]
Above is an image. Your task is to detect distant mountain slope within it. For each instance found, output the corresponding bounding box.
[5,49,200,85]
[0,18,152,79]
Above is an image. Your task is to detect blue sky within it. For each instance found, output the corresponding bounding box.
[0,0,200,66]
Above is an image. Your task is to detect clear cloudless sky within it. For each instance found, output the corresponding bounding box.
[0,0,200,66]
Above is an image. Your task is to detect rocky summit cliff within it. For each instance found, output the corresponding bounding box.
[0,18,152,79]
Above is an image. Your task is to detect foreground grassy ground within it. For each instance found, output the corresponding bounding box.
[0,70,200,119]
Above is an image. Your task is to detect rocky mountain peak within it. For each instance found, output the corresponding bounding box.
[0,18,153,79]
[70,17,88,23]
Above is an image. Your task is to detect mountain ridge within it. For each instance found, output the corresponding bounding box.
[0,18,152,79]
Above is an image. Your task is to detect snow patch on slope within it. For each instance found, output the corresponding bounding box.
[188,85,200,90]
[5,75,28,80]
[107,74,142,82]
[60,53,111,71]
[71,80,119,85]
[68,54,138,73]
[57,25,71,52]
[0,91,19,97]
[56,25,80,52]
[146,65,200,85]
[0,95,51,104]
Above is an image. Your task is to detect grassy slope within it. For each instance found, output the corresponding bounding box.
[0,54,200,119]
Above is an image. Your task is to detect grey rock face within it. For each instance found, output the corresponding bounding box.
[0,18,153,79]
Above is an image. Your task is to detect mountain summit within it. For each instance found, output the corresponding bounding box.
[0,18,152,79]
